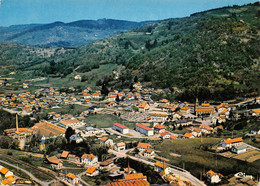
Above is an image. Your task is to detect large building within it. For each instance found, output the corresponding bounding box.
[136,123,154,136]
[113,123,129,134]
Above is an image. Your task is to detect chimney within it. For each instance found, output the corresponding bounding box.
[16,114,19,132]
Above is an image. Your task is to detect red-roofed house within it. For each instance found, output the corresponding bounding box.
[183,133,194,139]
[85,167,99,177]
[219,137,243,149]
[113,123,129,134]
[160,132,171,140]
[154,124,165,133]
[136,123,154,136]
[137,142,150,151]
[144,149,155,158]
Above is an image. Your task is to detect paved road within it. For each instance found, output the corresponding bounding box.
[108,149,206,186]
[0,159,52,186]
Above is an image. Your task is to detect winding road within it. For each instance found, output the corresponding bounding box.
[108,149,206,186]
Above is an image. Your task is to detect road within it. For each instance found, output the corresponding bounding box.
[108,149,206,186]
[0,159,51,186]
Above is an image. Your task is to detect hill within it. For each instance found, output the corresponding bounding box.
[0,19,154,47]
[0,3,259,101]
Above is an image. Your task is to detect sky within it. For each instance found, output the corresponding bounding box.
[0,0,257,27]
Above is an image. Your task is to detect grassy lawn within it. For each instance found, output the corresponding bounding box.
[86,114,136,129]
[43,104,88,116]
[153,138,259,178]
[232,150,260,162]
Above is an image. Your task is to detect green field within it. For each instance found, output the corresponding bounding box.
[86,114,136,129]
[153,138,260,178]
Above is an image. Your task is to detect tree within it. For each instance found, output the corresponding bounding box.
[116,95,120,103]
[65,127,75,142]
[101,84,109,96]
[134,76,138,83]
[178,125,183,130]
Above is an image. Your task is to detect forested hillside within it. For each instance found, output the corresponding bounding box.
[0,3,259,101]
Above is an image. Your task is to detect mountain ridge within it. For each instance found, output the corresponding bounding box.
[0,19,157,47]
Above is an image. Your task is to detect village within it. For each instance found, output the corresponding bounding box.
[0,79,260,186]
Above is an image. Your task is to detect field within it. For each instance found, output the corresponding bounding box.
[86,114,136,129]
[153,138,260,178]
[232,150,260,162]
[0,149,53,181]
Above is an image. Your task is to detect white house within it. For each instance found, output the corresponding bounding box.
[59,119,83,128]
[66,173,79,185]
[113,123,129,134]
[137,142,150,151]
[69,134,83,144]
[219,137,243,149]
[154,124,165,133]
[160,132,171,140]
[144,149,155,158]
[115,142,126,151]
[231,145,247,154]
[85,167,99,177]
[206,170,222,184]
[136,123,154,136]
[100,136,114,147]
[81,153,98,166]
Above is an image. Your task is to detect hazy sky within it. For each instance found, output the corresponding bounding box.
[0,0,256,26]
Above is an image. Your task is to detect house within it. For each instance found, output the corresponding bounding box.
[0,166,15,185]
[81,154,98,166]
[154,161,167,173]
[231,145,247,154]
[174,119,192,127]
[74,75,81,80]
[191,128,202,137]
[100,136,114,147]
[206,170,223,184]
[136,123,154,136]
[144,149,155,158]
[133,82,142,91]
[113,123,129,134]
[183,133,194,139]
[137,142,150,151]
[68,154,80,162]
[252,109,260,116]
[150,113,168,122]
[137,102,149,112]
[160,132,171,140]
[59,119,83,128]
[85,167,99,176]
[100,158,114,169]
[195,104,215,116]
[69,134,83,143]
[66,173,79,185]
[115,142,126,151]
[219,137,243,149]
[154,124,165,133]
[46,156,63,170]
[180,106,190,115]
[199,124,214,134]
[60,151,70,159]
[106,179,149,186]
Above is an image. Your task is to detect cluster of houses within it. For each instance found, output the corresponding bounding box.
[0,165,16,186]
